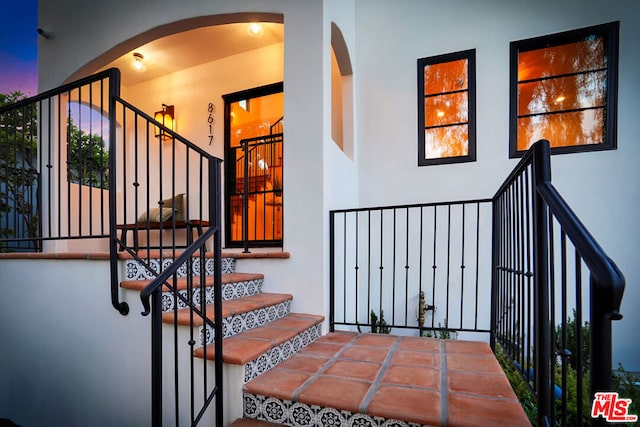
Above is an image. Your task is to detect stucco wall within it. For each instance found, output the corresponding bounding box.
[354,0,640,370]
[0,259,151,426]
[34,0,639,371]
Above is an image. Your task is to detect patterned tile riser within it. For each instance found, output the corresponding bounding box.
[159,278,264,312]
[243,323,322,383]
[124,256,235,281]
[243,392,429,427]
[199,299,292,345]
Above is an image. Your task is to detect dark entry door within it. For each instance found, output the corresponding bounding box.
[223,83,283,249]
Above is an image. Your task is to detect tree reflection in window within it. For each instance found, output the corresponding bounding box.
[510,22,619,157]
[418,49,476,166]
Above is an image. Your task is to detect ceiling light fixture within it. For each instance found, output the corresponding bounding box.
[247,22,264,37]
[132,52,146,72]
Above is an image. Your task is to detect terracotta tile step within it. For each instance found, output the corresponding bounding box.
[243,332,530,427]
[119,272,263,291]
[194,313,324,365]
[162,292,293,327]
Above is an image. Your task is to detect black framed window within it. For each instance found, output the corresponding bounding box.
[418,49,476,166]
[509,21,619,157]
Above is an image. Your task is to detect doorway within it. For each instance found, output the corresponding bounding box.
[224,83,284,249]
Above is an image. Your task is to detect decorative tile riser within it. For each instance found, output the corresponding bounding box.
[160,278,264,312]
[199,299,292,345]
[243,393,430,427]
[242,323,322,383]
[124,256,235,281]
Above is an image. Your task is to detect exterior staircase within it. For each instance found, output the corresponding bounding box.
[118,250,325,423]
[117,251,531,427]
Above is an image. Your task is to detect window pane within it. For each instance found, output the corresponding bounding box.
[518,37,605,81]
[517,108,604,151]
[518,71,606,115]
[424,125,469,159]
[425,92,468,127]
[424,59,468,95]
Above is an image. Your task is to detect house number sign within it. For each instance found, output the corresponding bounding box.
[208,102,216,145]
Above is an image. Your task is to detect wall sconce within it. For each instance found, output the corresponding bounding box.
[154,104,174,140]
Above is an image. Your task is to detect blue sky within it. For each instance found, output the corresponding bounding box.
[0,0,38,96]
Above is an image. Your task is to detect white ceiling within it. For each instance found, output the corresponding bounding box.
[103,22,284,86]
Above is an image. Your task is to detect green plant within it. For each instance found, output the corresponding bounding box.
[423,319,452,339]
[612,363,640,426]
[1,91,39,251]
[66,117,109,189]
[370,310,391,334]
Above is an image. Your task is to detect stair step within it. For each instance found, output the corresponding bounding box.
[242,332,531,427]
[120,272,265,312]
[163,293,292,327]
[195,313,324,383]
[120,272,263,292]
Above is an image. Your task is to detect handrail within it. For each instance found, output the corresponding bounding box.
[491,139,625,427]
[115,97,213,158]
[0,68,120,114]
[537,182,625,305]
[139,227,216,315]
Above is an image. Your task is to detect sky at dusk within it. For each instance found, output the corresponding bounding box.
[0,0,38,96]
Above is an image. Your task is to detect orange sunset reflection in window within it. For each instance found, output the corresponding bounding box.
[423,58,469,159]
[514,31,611,153]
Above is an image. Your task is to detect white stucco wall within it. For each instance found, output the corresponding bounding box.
[354,0,640,370]
[0,259,151,426]
[33,0,639,372]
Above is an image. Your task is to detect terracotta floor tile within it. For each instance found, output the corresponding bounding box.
[324,360,382,382]
[277,354,330,374]
[267,315,320,332]
[353,333,399,348]
[220,336,273,364]
[366,384,441,426]
[380,365,440,389]
[240,325,298,344]
[320,331,358,344]
[299,341,344,358]
[447,393,530,427]
[397,336,442,353]
[390,349,440,367]
[445,340,493,356]
[229,418,286,427]
[340,345,390,362]
[296,376,372,413]
[446,354,503,374]
[447,371,517,399]
[244,368,312,401]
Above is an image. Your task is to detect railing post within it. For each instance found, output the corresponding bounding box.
[151,287,163,427]
[329,211,335,332]
[241,140,250,253]
[211,157,224,427]
[532,140,552,427]
[490,197,499,351]
[107,69,129,315]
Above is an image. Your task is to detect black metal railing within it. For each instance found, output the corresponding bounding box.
[330,139,625,427]
[0,69,225,426]
[330,199,493,337]
[493,139,625,427]
[0,69,118,252]
[108,93,224,427]
[228,131,283,251]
